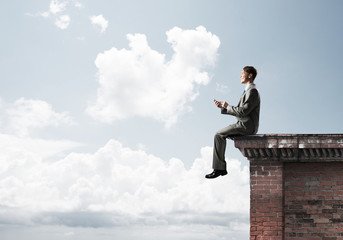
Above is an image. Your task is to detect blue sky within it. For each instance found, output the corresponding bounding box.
[1,0,343,239]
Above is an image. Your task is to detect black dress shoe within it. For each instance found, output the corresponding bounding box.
[205,169,228,179]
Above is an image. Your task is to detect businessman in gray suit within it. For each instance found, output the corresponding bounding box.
[206,66,260,179]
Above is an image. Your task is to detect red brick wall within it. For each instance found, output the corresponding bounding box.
[235,134,343,239]
[284,162,343,239]
[250,161,284,240]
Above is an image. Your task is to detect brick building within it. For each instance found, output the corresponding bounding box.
[233,134,343,240]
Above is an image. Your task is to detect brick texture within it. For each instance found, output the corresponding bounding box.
[250,161,284,240]
[235,134,343,240]
[284,162,343,239]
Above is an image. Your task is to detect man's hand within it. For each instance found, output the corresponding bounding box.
[214,99,228,109]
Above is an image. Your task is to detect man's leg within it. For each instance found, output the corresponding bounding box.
[206,123,246,179]
[212,123,245,170]
[213,132,228,170]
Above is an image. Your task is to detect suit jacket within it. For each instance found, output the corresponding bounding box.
[221,83,260,134]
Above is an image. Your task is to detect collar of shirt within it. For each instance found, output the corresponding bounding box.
[245,83,255,91]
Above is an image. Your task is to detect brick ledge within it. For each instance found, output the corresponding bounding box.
[233,134,343,162]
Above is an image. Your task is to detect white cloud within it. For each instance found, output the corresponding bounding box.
[216,82,229,93]
[55,14,71,29]
[74,1,83,8]
[38,0,68,18]
[0,133,80,161]
[38,11,50,18]
[1,98,74,137]
[49,0,68,15]
[0,139,249,230]
[87,26,220,127]
[0,223,248,240]
[30,1,102,32]
[90,14,109,33]
[31,0,71,30]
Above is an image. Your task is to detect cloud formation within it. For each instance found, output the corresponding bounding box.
[0,139,249,229]
[90,14,109,33]
[30,1,108,32]
[49,0,68,15]
[37,0,70,29]
[0,98,74,137]
[87,26,220,127]
[54,14,70,29]
[74,1,83,8]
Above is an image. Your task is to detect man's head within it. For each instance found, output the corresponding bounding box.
[241,66,257,84]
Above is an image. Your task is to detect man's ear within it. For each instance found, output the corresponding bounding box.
[248,73,253,79]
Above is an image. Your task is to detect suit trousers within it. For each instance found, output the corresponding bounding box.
[213,122,248,170]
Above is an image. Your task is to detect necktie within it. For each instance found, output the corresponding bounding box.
[242,90,246,95]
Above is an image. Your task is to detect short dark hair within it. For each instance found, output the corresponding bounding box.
[243,66,257,81]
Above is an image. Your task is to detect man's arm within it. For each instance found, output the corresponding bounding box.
[221,88,259,117]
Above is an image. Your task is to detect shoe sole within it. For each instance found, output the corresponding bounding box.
[205,171,228,179]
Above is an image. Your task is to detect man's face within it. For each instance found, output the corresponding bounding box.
[240,70,251,84]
